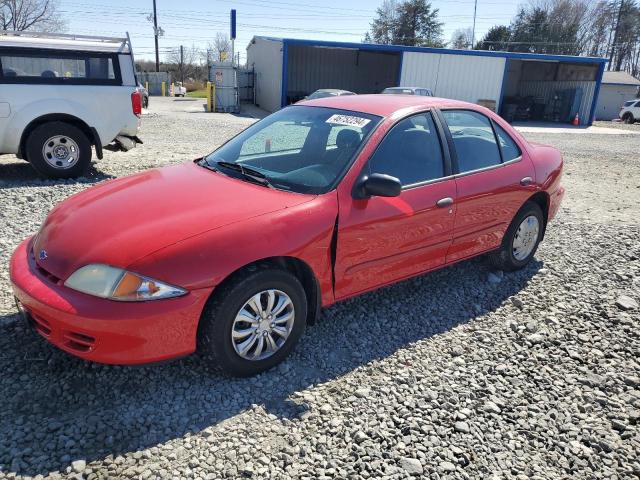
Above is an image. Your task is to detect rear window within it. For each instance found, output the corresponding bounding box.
[0,49,120,85]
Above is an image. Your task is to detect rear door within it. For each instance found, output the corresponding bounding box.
[334,111,457,299]
[438,109,536,263]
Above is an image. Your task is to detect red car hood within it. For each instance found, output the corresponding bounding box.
[33,162,313,280]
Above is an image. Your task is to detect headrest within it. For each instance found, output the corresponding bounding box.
[336,129,360,149]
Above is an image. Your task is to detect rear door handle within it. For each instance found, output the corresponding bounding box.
[520,176,533,186]
[436,197,454,208]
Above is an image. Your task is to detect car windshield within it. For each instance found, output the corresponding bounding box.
[623,100,635,107]
[307,91,337,100]
[204,106,381,194]
[383,88,414,95]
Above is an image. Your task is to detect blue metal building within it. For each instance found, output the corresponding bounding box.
[247,36,607,126]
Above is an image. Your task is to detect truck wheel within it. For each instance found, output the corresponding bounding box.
[26,122,92,178]
[198,266,307,377]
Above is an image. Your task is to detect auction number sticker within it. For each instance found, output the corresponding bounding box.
[326,114,371,128]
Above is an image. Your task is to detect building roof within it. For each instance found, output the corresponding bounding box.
[601,71,640,86]
[249,36,607,65]
[298,94,478,117]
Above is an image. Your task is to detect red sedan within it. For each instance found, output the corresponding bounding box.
[10,95,564,376]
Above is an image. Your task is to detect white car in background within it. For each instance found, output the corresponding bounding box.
[619,99,640,124]
[0,31,142,178]
[173,81,187,97]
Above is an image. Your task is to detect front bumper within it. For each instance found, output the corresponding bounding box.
[9,237,211,365]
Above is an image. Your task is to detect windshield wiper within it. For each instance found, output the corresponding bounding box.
[197,158,217,171]
[215,161,273,188]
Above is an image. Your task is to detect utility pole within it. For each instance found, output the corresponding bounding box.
[153,0,160,72]
[608,0,624,71]
[471,0,477,49]
[180,45,184,83]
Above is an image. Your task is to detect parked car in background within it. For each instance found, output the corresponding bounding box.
[382,86,434,96]
[0,31,142,178]
[305,89,355,100]
[619,99,640,124]
[11,95,564,376]
[138,82,149,108]
[173,81,187,97]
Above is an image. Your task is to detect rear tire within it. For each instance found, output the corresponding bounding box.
[25,121,92,178]
[490,201,544,271]
[198,266,307,377]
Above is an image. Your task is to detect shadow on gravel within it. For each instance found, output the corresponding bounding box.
[0,256,542,476]
[0,162,113,189]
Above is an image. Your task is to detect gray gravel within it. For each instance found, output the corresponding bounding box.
[1,98,639,479]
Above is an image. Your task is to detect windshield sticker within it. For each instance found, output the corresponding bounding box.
[326,114,371,128]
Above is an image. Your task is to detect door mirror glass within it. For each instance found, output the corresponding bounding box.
[361,173,401,198]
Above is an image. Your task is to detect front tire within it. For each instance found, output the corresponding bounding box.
[25,121,92,178]
[623,113,635,124]
[490,201,544,271]
[198,266,307,377]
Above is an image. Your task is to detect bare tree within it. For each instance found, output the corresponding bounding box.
[450,27,473,49]
[166,45,199,83]
[1,0,65,32]
[211,32,231,62]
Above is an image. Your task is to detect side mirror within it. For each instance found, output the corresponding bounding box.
[354,173,402,199]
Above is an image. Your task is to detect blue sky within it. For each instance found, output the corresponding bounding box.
[61,0,522,63]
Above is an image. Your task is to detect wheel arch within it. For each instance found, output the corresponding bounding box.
[19,114,102,160]
[525,191,549,238]
[204,256,322,327]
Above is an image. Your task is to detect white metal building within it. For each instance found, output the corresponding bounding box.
[594,71,640,120]
[247,36,607,126]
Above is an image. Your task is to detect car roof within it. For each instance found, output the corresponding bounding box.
[298,94,478,118]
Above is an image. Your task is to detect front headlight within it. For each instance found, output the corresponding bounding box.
[64,264,187,301]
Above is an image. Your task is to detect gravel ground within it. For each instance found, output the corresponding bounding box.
[594,119,640,133]
[0,98,638,479]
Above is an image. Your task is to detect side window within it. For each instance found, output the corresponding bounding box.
[367,112,445,186]
[0,51,117,83]
[493,123,521,161]
[442,110,502,173]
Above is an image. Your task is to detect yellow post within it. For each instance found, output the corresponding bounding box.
[171,82,175,97]
[212,83,216,112]
[161,81,166,97]
[206,82,212,112]
[145,81,148,91]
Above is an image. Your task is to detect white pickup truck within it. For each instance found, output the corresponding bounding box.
[0,31,142,178]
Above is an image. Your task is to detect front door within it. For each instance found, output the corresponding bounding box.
[334,111,457,299]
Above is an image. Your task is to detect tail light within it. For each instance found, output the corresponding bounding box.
[131,90,142,117]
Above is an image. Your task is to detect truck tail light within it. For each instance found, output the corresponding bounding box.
[131,90,142,117]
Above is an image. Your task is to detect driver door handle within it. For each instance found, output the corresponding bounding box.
[520,176,533,186]
[436,197,454,208]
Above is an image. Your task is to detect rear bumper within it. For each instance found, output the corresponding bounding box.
[10,237,211,365]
